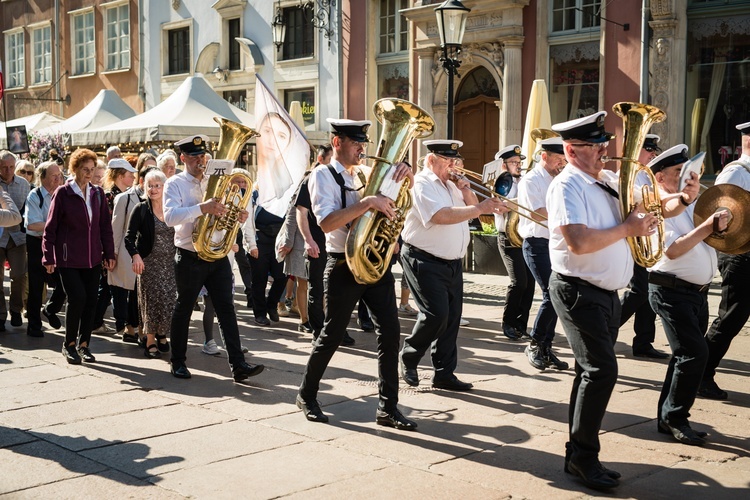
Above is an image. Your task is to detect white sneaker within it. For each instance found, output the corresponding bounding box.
[202,339,221,355]
[459,317,470,326]
[398,303,419,316]
[277,303,290,318]
[92,324,110,334]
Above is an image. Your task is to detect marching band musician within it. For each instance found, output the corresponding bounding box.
[516,136,569,371]
[699,121,750,401]
[163,135,264,382]
[646,145,727,446]
[296,118,417,430]
[494,145,535,341]
[399,140,508,391]
[547,111,656,491]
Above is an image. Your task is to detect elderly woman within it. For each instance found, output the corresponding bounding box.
[156,150,177,178]
[42,148,115,364]
[124,170,175,358]
[92,160,107,187]
[15,160,35,186]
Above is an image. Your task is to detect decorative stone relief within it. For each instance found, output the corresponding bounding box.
[463,42,504,70]
[172,0,181,10]
[651,0,672,19]
[650,21,676,136]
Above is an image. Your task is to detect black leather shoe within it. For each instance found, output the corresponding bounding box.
[502,324,521,340]
[376,408,418,431]
[567,460,619,490]
[268,309,280,323]
[232,362,264,382]
[657,419,707,438]
[42,308,62,329]
[155,334,170,353]
[296,395,329,423]
[544,345,569,370]
[633,345,670,359]
[26,329,44,338]
[658,420,707,445]
[62,344,81,365]
[255,315,271,326]
[342,331,355,346]
[432,375,473,391]
[298,321,314,334]
[10,312,22,327]
[400,359,419,387]
[697,379,728,400]
[170,363,192,379]
[564,460,621,480]
[122,333,139,344]
[77,346,96,363]
[525,341,546,371]
[358,319,375,332]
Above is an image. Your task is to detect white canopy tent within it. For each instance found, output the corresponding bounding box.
[36,89,137,145]
[71,75,255,146]
[0,112,64,149]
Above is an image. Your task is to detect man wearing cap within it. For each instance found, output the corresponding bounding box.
[617,134,670,359]
[699,121,750,401]
[517,136,569,371]
[399,140,507,391]
[297,118,417,429]
[647,144,727,446]
[493,145,535,341]
[163,134,264,382]
[547,111,656,490]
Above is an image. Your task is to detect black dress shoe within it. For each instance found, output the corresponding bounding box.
[633,345,670,359]
[358,319,375,332]
[525,341,546,371]
[298,322,314,333]
[432,375,473,391]
[26,329,44,338]
[10,312,22,327]
[400,360,419,387]
[657,419,707,438]
[254,315,271,326]
[502,324,521,340]
[122,333,139,344]
[170,363,192,379]
[658,420,706,445]
[376,408,418,431]
[62,344,82,365]
[77,346,96,363]
[42,308,62,329]
[296,395,329,423]
[268,309,280,322]
[342,331,355,346]
[697,379,728,400]
[544,345,569,370]
[232,361,264,382]
[567,460,619,490]
[564,460,621,480]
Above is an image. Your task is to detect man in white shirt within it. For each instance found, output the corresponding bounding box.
[163,135,264,382]
[297,118,416,430]
[699,121,750,400]
[547,111,655,491]
[399,140,507,391]
[646,144,727,446]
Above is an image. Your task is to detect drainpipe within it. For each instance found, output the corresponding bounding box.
[55,0,62,115]
[640,0,650,102]
[338,1,344,117]
[138,0,146,109]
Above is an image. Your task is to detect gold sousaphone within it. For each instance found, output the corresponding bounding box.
[192,117,259,262]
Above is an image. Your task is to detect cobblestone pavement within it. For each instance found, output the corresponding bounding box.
[0,267,748,499]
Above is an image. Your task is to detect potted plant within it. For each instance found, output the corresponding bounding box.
[467,222,507,275]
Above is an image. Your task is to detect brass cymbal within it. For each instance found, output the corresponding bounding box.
[693,184,750,254]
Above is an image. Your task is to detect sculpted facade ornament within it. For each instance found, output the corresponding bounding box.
[462,42,504,70]
[650,20,676,137]
[651,0,672,18]
[172,0,181,10]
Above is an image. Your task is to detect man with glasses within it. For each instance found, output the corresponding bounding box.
[399,140,507,392]
[297,118,417,429]
[517,136,569,371]
[547,112,656,490]
[0,150,30,332]
[494,145,535,341]
[163,135,264,382]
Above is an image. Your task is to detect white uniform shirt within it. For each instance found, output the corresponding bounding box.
[547,164,634,291]
[308,160,366,253]
[517,166,552,239]
[649,204,717,285]
[401,167,469,260]
[493,175,518,233]
[163,170,208,252]
[715,154,750,191]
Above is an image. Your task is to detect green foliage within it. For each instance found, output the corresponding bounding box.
[471,222,498,236]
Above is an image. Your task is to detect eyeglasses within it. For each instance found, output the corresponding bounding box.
[644,146,659,153]
[21,170,34,175]
[569,141,610,150]
[435,154,464,167]
[505,160,522,167]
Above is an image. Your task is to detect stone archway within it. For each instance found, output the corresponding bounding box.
[454,66,501,174]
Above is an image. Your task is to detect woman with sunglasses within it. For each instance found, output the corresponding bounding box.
[15,161,36,186]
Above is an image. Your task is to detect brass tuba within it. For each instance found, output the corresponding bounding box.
[345,98,435,285]
[192,117,259,262]
[609,102,667,268]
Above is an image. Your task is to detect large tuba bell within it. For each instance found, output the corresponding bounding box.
[192,117,259,262]
[345,98,435,285]
[609,102,667,268]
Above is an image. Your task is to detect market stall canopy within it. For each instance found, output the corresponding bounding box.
[1,112,64,149]
[71,75,255,146]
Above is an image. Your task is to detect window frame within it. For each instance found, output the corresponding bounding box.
[378,0,409,56]
[227,17,241,71]
[278,4,315,62]
[30,22,52,87]
[161,19,193,77]
[549,0,602,36]
[70,7,96,77]
[103,0,131,73]
[4,28,25,89]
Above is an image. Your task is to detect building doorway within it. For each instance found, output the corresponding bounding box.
[454,66,501,175]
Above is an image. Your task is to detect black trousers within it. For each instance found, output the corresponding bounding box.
[400,245,463,380]
[497,233,535,331]
[249,232,288,319]
[170,249,246,369]
[234,229,253,300]
[59,265,101,347]
[649,283,708,426]
[299,254,400,410]
[305,248,327,336]
[93,270,111,328]
[550,272,619,466]
[111,285,139,332]
[619,263,657,350]
[26,235,66,332]
[703,252,750,382]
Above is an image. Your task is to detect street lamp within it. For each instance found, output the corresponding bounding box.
[434,0,470,140]
[271,0,286,50]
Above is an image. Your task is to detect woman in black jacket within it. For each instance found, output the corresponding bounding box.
[124,170,175,358]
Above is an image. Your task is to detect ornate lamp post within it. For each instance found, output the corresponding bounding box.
[434,0,470,139]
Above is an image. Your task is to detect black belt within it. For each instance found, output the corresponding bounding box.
[649,271,710,293]
[403,243,457,264]
[328,252,345,259]
[553,272,616,295]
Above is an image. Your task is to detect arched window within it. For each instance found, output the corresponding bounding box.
[456,67,500,104]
